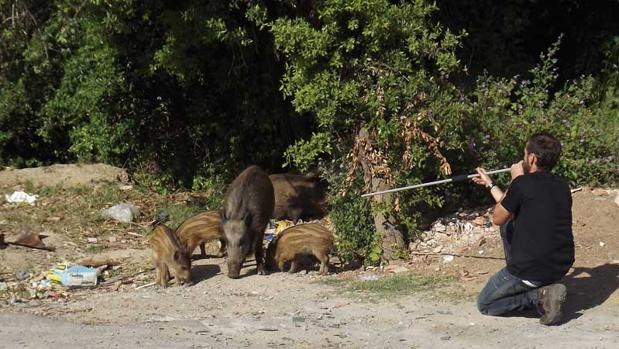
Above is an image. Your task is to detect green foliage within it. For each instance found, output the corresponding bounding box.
[597,36,619,145]
[158,203,205,232]
[0,0,311,182]
[468,39,618,186]
[284,132,333,172]
[272,0,467,261]
[0,1,617,265]
[327,175,380,265]
[191,166,227,211]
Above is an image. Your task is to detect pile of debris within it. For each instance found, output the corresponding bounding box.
[0,272,70,305]
[409,208,501,258]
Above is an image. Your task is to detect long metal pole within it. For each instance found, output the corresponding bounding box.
[361,167,511,197]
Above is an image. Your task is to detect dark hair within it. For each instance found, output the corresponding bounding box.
[526,132,562,171]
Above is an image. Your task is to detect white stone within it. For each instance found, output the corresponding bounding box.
[433,222,446,232]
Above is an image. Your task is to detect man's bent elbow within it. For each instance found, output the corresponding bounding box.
[492,216,508,226]
[492,203,511,225]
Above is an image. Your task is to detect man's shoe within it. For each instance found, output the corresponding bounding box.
[538,283,567,325]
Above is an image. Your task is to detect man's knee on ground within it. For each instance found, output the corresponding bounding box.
[477,294,491,315]
[477,293,506,316]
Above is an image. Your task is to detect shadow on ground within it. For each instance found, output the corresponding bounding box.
[191,264,221,284]
[561,263,619,323]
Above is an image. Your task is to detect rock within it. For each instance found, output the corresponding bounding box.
[433,246,443,253]
[46,216,62,222]
[472,216,487,226]
[442,255,454,263]
[599,242,605,247]
[15,271,30,281]
[433,222,446,232]
[477,237,487,247]
[108,236,117,243]
[408,241,420,251]
[462,222,474,234]
[615,194,619,207]
[440,336,451,341]
[591,188,609,196]
[13,233,49,249]
[87,237,98,243]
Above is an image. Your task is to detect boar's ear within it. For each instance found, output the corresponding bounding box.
[173,250,181,262]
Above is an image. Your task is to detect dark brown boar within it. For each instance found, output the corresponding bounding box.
[269,173,328,222]
[175,210,225,258]
[265,223,334,275]
[149,224,192,287]
[222,165,274,278]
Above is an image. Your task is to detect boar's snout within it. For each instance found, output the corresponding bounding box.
[227,261,242,279]
[175,273,192,286]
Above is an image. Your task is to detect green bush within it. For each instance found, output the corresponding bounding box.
[272,0,469,262]
[328,177,381,265]
[468,40,618,186]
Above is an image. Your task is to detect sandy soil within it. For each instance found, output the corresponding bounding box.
[0,163,128,188]
[0,164,617,348]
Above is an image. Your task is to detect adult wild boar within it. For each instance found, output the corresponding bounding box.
[269,173,328,222]
[222,165,274,278]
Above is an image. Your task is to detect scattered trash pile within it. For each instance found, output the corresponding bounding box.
[0,259,153,305]
[0,262,103,304]
[408,208,501,260]
[264,220,296,242]
[0,267,76,304]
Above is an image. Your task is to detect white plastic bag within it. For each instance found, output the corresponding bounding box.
[101,203,140,223]
[5,191,38,205]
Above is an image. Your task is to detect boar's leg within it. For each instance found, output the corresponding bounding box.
[217,238,227,257]
[156,262,170,287]
[277,258,287,272]
[254,236,266,275]
[318,253,330,275]
[199,242,207,258]
[289,260,300,273]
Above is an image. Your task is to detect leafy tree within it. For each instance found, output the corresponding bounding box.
[272,0,468,261]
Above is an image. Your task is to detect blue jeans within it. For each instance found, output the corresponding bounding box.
[477,221,541,315]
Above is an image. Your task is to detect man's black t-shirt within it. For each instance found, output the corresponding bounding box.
[500,172,574,284]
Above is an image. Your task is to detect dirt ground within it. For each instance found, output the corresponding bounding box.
[0,164,618,348]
